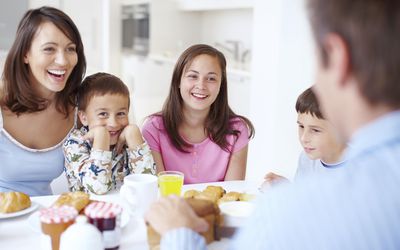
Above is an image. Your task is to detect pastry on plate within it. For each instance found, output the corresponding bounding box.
[204,185,225,198]
[0,191,31,213]
[52,191,90,212]
[239,193,256,202]
[183,189,200,198]
[195,190,221,204]
[218,191,241,204]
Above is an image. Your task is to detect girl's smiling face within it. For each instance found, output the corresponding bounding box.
[179,54,222,114]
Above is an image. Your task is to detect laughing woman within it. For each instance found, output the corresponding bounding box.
[0,6,86,196]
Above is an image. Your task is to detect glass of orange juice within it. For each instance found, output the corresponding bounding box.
[158,171,184,196]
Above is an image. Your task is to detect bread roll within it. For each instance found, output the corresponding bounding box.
[52,191,90,212]
[239,193,256,202]
[218,191,241,204]
[183,189,200,198]
[204,185,225,198]
[0,191,31,213]
[194,190,220,204]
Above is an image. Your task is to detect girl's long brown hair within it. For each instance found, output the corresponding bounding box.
[1,6,86,117]
[154,44,254,153]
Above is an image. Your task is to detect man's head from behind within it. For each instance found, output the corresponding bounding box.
[307,0,400,139]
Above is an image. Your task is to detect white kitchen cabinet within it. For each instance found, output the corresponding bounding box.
[63,0,121,75]
[122,54,173,124]
[29,0,61,8]
[178,0,254,11]
[121,0,150,4]
[227,73,251,118]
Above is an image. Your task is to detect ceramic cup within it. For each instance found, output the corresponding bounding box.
[119,174,158,217]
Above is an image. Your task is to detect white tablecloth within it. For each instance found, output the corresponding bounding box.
[0,180,259,249]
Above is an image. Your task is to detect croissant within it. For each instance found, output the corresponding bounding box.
[0,191,31,213]
[194,190,221,204]
[204,185,225,198]
[218,191,241,204]
[52,191,90,212]
[183,189,200,198]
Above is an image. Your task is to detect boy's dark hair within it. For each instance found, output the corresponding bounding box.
[295,87,324,119]
[77,72,130,111]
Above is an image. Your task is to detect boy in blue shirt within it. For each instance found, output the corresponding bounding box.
[264,87,346,186]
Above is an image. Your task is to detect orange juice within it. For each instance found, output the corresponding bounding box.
[158,172,184,196]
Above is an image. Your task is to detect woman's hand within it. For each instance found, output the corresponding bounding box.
[145,196,209,236]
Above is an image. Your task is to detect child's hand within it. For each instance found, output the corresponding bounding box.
[264,172,287,183]
[259,172,289,192]
[83,126,110,151]
[115,124,144,153]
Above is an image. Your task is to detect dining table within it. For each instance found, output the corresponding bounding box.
[0,180,260,250]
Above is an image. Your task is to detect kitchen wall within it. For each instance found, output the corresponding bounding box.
[247,0,314,182]
[0,0,28,50]
[201,10,253,61]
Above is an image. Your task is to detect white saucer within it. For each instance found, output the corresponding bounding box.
[0,202,39,219]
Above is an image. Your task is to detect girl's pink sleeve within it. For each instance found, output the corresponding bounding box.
[142,118,162,153]
[232,119,251,153]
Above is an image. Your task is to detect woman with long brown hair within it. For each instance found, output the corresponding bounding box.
[0,6,86,196]
[142,44,254,184]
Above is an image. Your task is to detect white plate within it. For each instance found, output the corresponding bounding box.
[182,180,260,195]
[0,202,39,219]
[27,208,130,233]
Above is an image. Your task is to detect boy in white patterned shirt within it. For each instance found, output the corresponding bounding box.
[63,72,155,194]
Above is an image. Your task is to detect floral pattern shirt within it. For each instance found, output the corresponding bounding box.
[63,127,156,194]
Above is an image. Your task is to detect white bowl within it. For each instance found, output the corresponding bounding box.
[219,201,254,227]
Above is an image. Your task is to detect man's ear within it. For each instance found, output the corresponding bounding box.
[78,111,88,126]
[24,54,29,64]
[323,33,351,88]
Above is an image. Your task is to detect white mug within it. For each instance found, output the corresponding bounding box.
[119,174,158,218]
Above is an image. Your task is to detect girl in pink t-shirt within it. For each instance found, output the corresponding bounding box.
[142,44,255,184]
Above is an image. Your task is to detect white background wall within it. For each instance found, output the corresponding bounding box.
[247,0,315,182]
